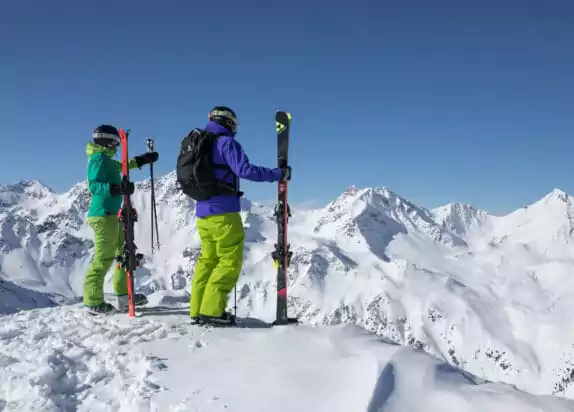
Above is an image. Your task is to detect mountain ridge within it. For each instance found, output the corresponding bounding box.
[2,174,569,217]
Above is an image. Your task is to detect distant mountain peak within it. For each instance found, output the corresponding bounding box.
[542,188,570,204]
[444,201,478,211]
[314,185,466,254]
[0,179,53,194]
[432,202,488,219]
[328,185,403,210]
[345,184,359,195]
[431,202,489,238]
[0,179,56,210]
[519,188,574,216]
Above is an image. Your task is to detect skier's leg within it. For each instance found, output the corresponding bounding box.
[199,212,245,318]
[83,216,119,307]
[190,218,218,318]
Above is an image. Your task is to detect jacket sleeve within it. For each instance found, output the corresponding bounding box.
[87,155,111,195]
[114,159,139,170]
[221,138,282,182]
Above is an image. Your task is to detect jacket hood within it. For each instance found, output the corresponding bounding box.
[85,141,117,158]
[204,120,236,138]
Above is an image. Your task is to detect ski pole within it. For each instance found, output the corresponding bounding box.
[234,286,237,319]
[147,138,160,252]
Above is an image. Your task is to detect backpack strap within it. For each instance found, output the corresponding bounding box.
[201,130,244,197]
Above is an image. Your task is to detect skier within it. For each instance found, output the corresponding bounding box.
[180,106,291,325]
[84,124,159,314]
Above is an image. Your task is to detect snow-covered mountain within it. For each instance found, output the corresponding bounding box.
[3,173,574,404]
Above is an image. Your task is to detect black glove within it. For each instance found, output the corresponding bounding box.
[281,166,292,181]
[110,181,135,196]
[134,151,159,168]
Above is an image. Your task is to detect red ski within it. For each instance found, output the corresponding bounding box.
[117,128,140,317]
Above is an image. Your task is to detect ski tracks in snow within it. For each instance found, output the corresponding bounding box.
[0,305,203,411]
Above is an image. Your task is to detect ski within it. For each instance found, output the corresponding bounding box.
[272,111,298,326]
[117,128,143,318]
[190,317,272,329]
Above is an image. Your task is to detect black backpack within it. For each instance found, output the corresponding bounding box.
[176,128,241,201]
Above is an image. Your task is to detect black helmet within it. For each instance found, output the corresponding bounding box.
[93,124,120,148]
[208,106,238,133]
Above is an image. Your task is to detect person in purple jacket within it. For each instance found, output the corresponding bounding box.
[188,106,291,326]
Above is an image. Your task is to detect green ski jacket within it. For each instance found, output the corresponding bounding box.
[86,142,138,217]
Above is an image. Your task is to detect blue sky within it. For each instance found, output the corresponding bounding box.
[1,0,573,215]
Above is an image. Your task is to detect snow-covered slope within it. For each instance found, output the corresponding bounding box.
[0,279,64,315]
[2,174,574,403]
[2,304,574,412]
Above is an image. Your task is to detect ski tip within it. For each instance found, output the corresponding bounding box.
[119,128,131,139]
[276,110,292,120]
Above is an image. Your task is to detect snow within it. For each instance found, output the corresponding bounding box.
[0,279,60,315]
[2,304,574,412]
[3,174,574,408]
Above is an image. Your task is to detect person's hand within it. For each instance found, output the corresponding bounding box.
[110,181,135,196]
[134,151,159,168]
[281,166,292,181]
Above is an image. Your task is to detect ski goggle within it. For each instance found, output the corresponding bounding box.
[209,109,238,132]
[93,131,121,144]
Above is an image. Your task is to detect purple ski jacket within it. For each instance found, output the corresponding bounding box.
[195,121,282,218]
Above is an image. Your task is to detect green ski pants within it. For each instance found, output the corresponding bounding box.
[83,215,128,306]
[190,212,245,318]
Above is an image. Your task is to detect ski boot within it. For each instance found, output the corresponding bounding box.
[116,294,149,312]
[134,293,148,306]
[85,302,116,315]
[198,311,236,327]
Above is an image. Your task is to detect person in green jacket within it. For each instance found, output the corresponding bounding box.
[84,124,158,315]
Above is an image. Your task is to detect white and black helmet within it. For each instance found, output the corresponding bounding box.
[208,106,238,133]
[93,124,120,148]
